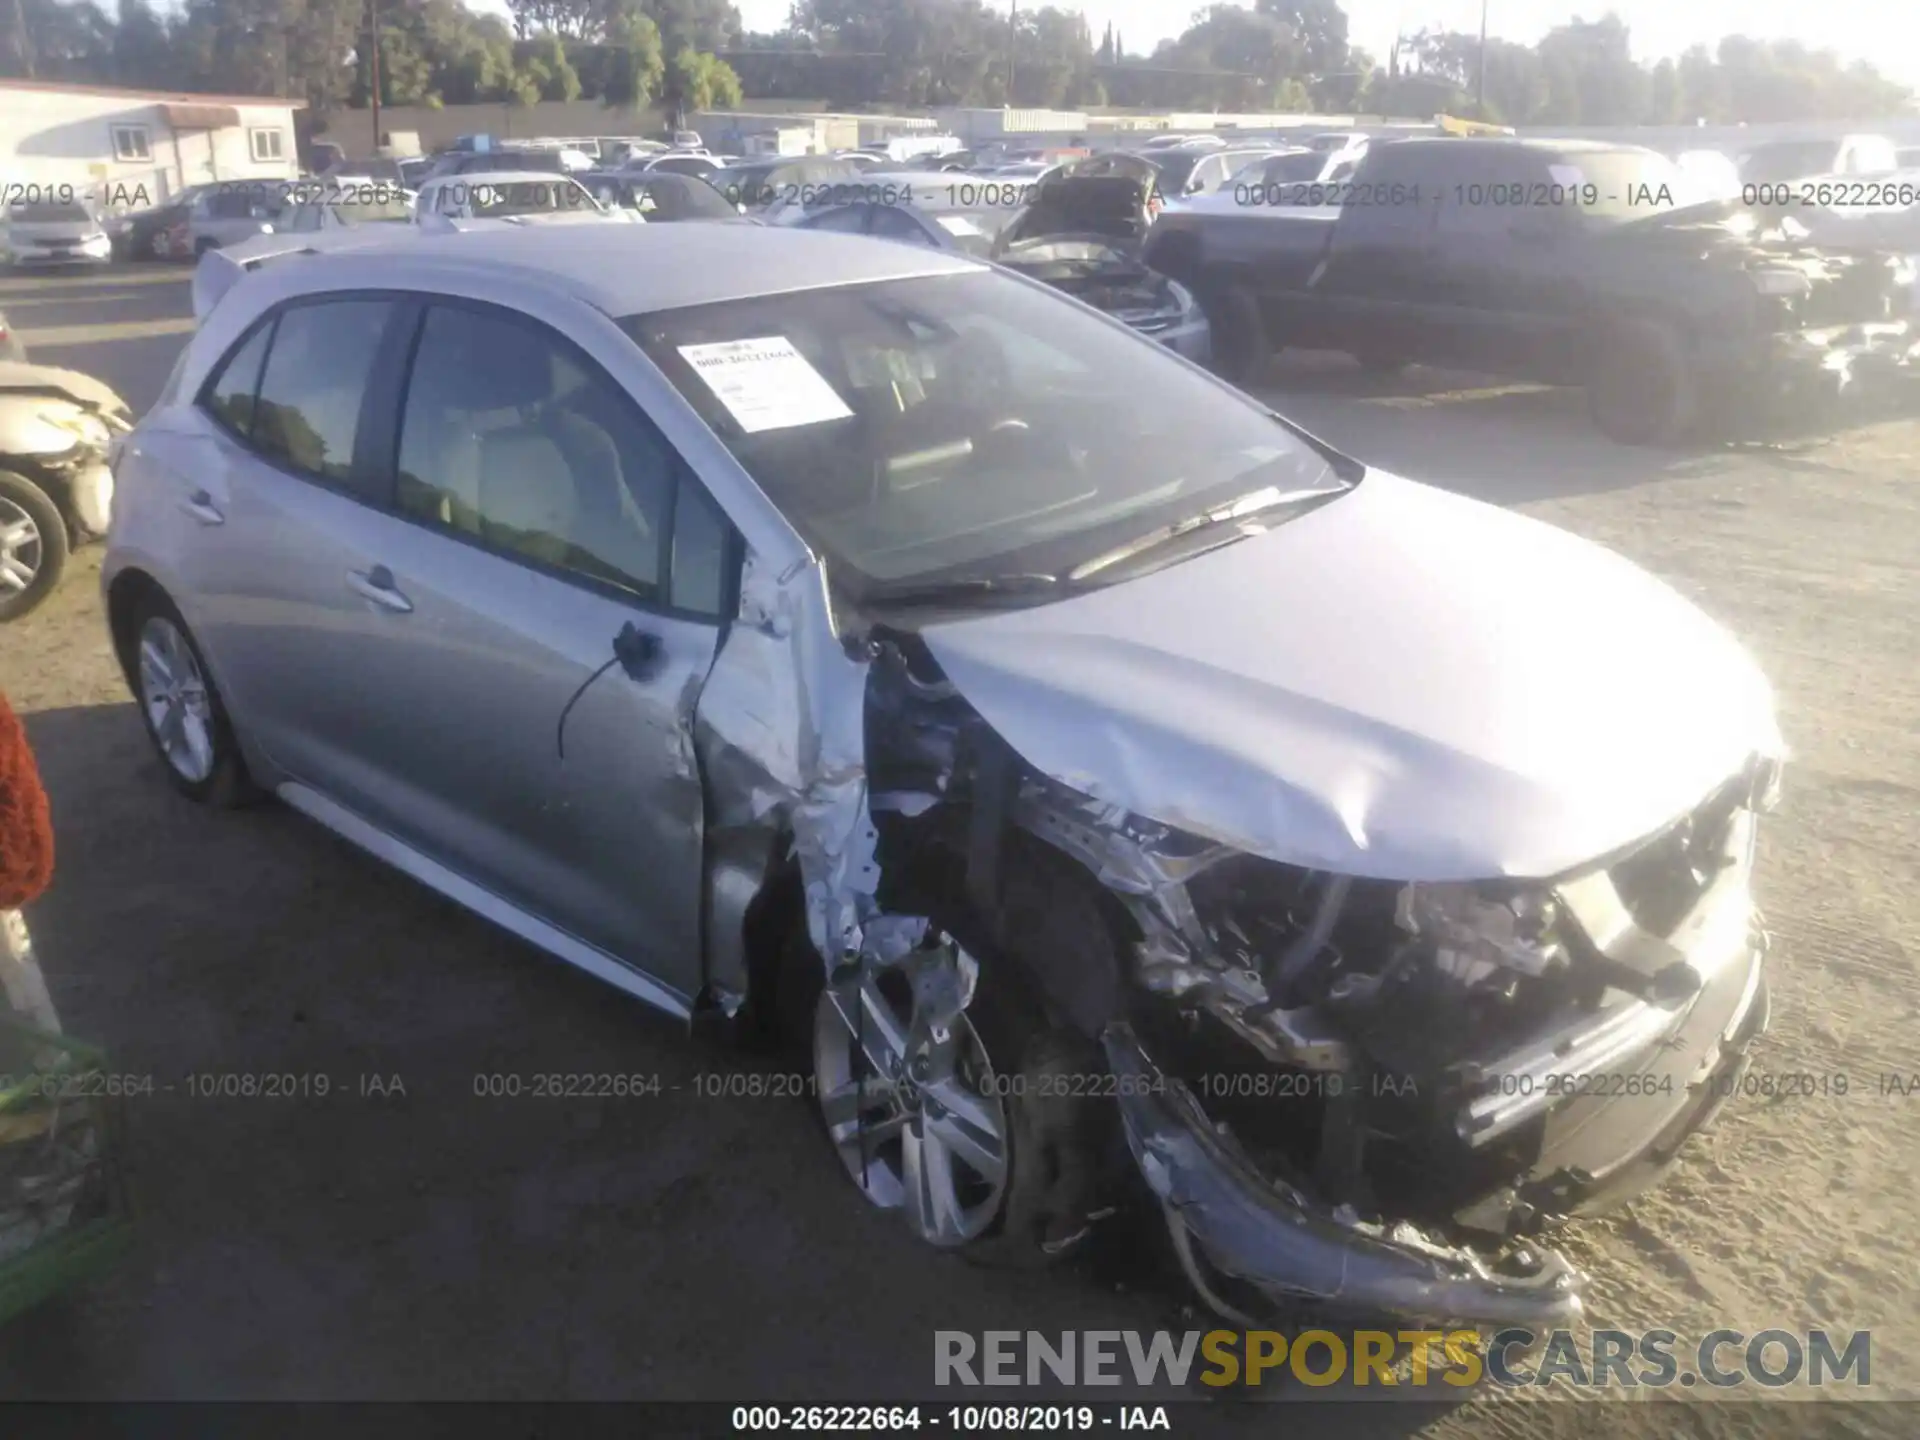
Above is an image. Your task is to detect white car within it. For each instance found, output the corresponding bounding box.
[412,171,636,230]
[4,198,114,267]
[105,222,1778,1329]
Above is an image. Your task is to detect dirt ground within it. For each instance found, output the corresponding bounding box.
[0,269,1914,1433]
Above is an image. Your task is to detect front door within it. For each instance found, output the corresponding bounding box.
[336,298,734,993]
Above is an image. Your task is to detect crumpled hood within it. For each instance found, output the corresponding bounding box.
[919,471,1782,882]
[0,359,130,419]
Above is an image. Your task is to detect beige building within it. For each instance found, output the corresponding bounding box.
[0,79,303,209]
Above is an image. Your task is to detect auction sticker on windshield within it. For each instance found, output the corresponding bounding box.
[678,337,855,433]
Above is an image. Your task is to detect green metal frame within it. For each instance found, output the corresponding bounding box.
[0,1018,136,1327]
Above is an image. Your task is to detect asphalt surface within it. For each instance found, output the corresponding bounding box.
[0,262,1914,1438]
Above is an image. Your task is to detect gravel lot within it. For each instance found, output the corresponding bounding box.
[0,265,1914,1433]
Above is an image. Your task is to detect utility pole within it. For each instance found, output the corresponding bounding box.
[1476,0,1488,117]
[368,0,383,153]
[1007,0,1016,104]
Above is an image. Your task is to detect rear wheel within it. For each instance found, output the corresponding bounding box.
[1588,319,1697,445]
[129,591,260,807]
[0,471,67,624]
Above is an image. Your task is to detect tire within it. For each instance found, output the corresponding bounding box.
[1200,284,1272,385]
[193,237,217,257]
[789,876,1122,1266]
[0,471,68,624]
[1588,318,1697,445]
[127,590,260,807]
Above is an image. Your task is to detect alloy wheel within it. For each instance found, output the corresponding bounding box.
[813,942,1011,1247]
[137,616,217,784]
[0,496,41,596]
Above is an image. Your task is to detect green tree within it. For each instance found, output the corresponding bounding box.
[601,10,665,110]
[1254,0,1346,73]
[514,31,583,99]
[663,43,740,114]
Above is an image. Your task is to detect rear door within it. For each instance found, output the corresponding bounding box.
[1424,147,1585,374]
[168,295,412,792]
[1301,141,1444,358]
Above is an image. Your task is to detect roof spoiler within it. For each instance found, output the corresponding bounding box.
[191,247,249,325]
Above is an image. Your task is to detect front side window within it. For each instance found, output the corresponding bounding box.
[249,299,394,492]
[622,271,1347,602]
[394,304,677,604]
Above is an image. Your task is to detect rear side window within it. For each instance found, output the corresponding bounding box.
[249,299,394,494]
[201,321,274,436]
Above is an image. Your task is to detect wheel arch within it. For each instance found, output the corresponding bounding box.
[104,565,169,695]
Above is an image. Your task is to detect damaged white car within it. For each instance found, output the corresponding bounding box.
[103,224,1781,1327]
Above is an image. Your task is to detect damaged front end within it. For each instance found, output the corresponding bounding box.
[693,559,1776,1327]
[1065,758,1772,1330]
[0,360,132,542]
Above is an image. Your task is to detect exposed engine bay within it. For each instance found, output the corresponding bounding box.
[704,577,1775,1326]
[993,241,1194,334]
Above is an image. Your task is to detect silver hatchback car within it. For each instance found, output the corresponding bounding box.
[106,225,1781,1327]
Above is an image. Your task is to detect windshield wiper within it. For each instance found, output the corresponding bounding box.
[860,572,1064,609]
[1066,486,1328,582]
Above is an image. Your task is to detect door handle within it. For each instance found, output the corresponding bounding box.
[346,564,413,614]
[180,488,224,526]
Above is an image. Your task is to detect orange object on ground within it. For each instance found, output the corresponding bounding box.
[0,691,54,909]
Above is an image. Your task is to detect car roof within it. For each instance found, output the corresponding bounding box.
[239,222,983,316]
[1383,135,1654,155]
[424,170,582,186]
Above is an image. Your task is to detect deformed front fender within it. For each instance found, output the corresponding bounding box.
[1102,1023,1586,1330]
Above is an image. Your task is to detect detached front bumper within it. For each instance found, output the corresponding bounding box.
[1103,1024,1586,1329]
[1102,868,1771,1329]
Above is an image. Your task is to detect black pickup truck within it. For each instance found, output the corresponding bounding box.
[1143,137,1919,442]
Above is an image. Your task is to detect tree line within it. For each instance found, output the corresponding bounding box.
[2,0,1911,125]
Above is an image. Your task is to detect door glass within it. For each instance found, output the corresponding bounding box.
[670,481,732,617]
[803,204,868,234]
[395,304,674,602]
[249,299,394,494]
[201,320,275,437]
[869,207,936,246]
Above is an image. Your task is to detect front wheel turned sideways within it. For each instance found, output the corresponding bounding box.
[799,927,1114,1266]
[128,592,260,807]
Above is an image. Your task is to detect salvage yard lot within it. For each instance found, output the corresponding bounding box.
[1,264,1916,1432]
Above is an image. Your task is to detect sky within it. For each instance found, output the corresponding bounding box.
[470,0,1920,90]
